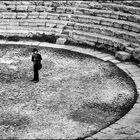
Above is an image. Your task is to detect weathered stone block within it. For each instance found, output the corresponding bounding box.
[45,23,56,28]
[84,40,95,46]
[56,24,64,28]
[50,28,62,34]
[128,15,139,23]
[16,13,27,19]
[83,9,91,15]
[74,11,83,15]
[36,6,47,12]
[70,17,78,22]
[59,14,70,21]
[28,12,39,19]
[102,13,111,18]
[28,22,45,27]
[28,5,36,11]
[131,26,140,33]
[119,14,128,20]
[21,1,30,5]
[101,28,114,36]
[0,19,17,26]
[44,1,52,6]
[128,8,137,14]
[2,1,14,5]
[103,38,110,45]
[19,20,29,26]
[130,43,139,49]
[97,37,105,44]
[113,22,122,29]
[92,28,101,34]
[2,12,17,19]
[16,5,28,11]
[79,4,90,9]
[8,20,19,26]
[113,41,121,48]
[90,36,98,43]
[110,13,119,19]
[0,4,6,11]
[92,19,100,25]
[65,8,74,14]
[93,4,103,9]
[0,25,6,29]
[123,24,131,31]
[6,5,16,11]
[39,12,48,19]
[101,20,113,26]
[78,17,89,23]
[133,48,140,61]
[108,40,114,46]
[72,32,80,40]
[125,47,135,54]
[47,13,59,20]
[0,14,3,19]
[118,43,127,51]
[56,7,66,13]
[56,37,66,45]
[108,47,118,53]
[115,51,131,61]
[65,26,74,30]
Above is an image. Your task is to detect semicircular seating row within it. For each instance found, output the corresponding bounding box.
[0,0,140,62]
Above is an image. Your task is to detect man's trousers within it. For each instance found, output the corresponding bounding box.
[33,64,39,81]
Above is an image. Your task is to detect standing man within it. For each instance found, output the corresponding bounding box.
[31,48,42,83]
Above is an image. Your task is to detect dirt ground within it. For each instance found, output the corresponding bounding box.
[0,44,137,139]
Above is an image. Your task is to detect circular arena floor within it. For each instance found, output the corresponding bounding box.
[0,44,137,139]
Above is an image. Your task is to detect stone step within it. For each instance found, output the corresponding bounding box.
[122,1,140,8]
[19,19,67,25]
[0,1,78,13]
[0,27,63,37]
[69,22,140,44]
[89,2,140,15]
[76,8,140,24]
[17,19,67,27]
[69,29,131,50]
[52,1,80,7]
[55,6,78,14]
[115,51,131,61]
[64,29,139,56]
[70,14,140,33]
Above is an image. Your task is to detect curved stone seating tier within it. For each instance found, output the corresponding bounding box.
[76,8,140,24]
[63,29,140,60]
[0,0,139,63]
[65,22,140,44]
[70,14,140,33]
[68,29,132,49]
[89,2,140,15]
[0,1,80,13]
[122,1,140,8]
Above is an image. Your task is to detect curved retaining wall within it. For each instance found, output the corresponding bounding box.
[0,0,140,62]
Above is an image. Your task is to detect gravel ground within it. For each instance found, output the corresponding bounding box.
[0,44,137,139]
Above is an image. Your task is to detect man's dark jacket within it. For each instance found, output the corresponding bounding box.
[32,53,42,70]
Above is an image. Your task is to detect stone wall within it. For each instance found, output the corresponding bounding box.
[0,0,140,62]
